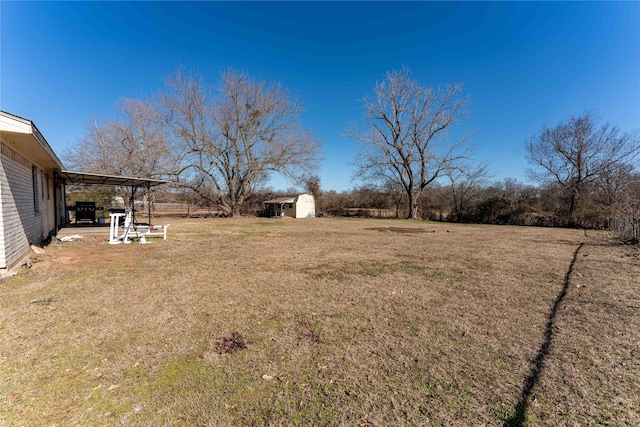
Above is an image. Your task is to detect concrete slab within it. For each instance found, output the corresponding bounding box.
[56,224,111,237]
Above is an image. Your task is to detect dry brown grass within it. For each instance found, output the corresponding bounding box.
[1,217,638,426]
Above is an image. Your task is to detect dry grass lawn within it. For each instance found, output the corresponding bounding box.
[1,217,638,426]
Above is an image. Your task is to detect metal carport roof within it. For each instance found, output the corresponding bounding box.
[57,170,170,187]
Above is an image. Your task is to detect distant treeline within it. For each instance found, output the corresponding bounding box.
[300,176,638,233]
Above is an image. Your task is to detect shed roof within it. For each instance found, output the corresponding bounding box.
[263,196,296,204]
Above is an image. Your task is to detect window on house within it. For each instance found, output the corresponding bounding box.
[41,171,46,199]
[288,203,293,208]
[32,166,39,213]
[46,174,50,199]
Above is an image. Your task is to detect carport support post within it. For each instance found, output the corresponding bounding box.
[147,181,152,226]
[53,171,60,232]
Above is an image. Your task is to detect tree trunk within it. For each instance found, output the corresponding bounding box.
[567,184,580,227]
[407,191,420,220]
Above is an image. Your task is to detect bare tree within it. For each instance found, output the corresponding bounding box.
[525,111,640,226]
[349,67,471,219]
[64,99,173,179]
[612,173,640,243]
[597,165,640,241]
[301,174,321,197]
[302,174,322,209]
[382,179,406,218]
[63,98,176,209]
[447,163,489,221]
[161,68,322,216]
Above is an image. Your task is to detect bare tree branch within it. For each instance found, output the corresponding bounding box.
[160,68,322,216]
[348,66,471,219]
[525,111,640,225]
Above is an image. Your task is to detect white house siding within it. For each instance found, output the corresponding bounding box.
[0,141,55,269]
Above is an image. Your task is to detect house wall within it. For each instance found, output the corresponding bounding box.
[284,202,296,217]
[0,141,56,269]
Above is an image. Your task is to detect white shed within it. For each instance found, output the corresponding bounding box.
[263,193,315,218]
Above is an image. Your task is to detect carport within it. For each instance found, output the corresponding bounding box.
[55,170,169,234]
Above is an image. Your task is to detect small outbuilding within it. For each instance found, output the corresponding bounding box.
[263,193,315,218]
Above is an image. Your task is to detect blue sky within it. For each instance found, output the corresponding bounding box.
[2,1,639,191]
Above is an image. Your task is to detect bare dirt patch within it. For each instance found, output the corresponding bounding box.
[1,217,638,426]
[31,236,113,271]
[366,226,429,234]
[367,227,428,234]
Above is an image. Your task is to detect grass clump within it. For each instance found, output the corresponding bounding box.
[29,296,55,305]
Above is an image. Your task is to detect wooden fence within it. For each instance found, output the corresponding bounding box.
[133,202,221,217]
